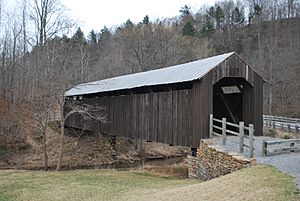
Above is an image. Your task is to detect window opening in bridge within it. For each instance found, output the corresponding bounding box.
[221,86,241,94]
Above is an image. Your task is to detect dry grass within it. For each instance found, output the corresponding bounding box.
[0,165,298,201]
[139,165,300,201]
[264,128,300,139]
[135,164,189,179]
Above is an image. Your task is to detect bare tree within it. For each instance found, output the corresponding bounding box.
[21,0,28,54]
[28,0,73,46]
[33,97,53,171]
[56,97,106,171]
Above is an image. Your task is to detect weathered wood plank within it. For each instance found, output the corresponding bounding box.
[172,90,178,145]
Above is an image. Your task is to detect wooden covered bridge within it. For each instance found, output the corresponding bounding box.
[64,52,264,148]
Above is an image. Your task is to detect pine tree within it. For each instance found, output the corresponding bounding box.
[232,7,245,26]
[215,6,224,30]
[200,7,216,37]
[124,19,134,28]
[182,21,196,37]
[179,5,191,17]
[207,6,215,19]
[200,18,215,37]
[101,26,109,35]
[87,30,97,44]
[72,27,86,44]
[143,15,150,25]
[254,4,262,16]
[98,26,112,45]
[62,34,70,43]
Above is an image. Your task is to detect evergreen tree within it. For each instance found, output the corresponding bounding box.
[179,5,191,17]
[215,6,224,29]
[232,7,245,26]
[254,4,262,16]
[101,26,109,35]
[72,27,86,43]
[248,4,262,24]
[200,7,216,37]
[207,6,215,19]
[143,15,150,25]
[87,29,97,44]
[62,34,70,43]
[124,19,134,28]
[200,17,215,37]
[182,21,196,37]
[99,26,112,43]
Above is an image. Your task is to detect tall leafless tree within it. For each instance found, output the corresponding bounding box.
[56,98,106,171]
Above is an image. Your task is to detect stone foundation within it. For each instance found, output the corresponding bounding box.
[188,140,256,180]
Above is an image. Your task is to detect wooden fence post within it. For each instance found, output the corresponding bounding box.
[209,114,213,138]
[222,118,226,145]
[249,124,254,158]
[239,122,244,153]
[262,140,266,156]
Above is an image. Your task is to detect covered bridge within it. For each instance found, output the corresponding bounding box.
[64,52,264,148]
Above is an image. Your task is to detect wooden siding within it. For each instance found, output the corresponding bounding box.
[205,54,263,137]
[64,54,263,147]
[65,88,193,147]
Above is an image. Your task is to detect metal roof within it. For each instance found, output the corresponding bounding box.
[65,52,235,96]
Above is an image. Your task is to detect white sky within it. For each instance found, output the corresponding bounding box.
[60,0,216,34]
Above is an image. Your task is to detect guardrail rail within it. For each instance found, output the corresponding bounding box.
[263,115,300,133]
[262,138,300,156]
[209,114,254,158]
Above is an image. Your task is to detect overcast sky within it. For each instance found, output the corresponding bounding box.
[60,0,216,34]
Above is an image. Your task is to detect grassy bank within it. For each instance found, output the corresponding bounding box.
[0,165,298,201]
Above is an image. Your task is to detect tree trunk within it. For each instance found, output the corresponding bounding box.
[268,86,273,115]
[56,101,65,171]
[42,129,48,171]
[268,60,273,115]
[138,138,145,168]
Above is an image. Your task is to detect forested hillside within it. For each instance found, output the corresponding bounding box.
[0,0,300,148]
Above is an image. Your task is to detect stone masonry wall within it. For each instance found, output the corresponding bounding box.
[188,140,256,180]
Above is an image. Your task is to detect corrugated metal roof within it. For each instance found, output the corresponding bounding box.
[65,52,235,96]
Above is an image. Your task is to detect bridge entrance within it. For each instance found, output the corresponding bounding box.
[213,77,254,125]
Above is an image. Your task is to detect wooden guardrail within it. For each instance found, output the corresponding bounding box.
[262,138,300,156]
[263,115,300,133]
[209,114,254,158]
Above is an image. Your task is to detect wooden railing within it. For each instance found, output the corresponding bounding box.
[262,138,300,156]
[209,114,255,158]
[263,115,300,133]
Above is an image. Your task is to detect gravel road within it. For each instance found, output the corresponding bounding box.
[210,136,300,189]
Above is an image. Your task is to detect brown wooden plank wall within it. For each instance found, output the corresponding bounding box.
[191,76,214,147]
[64,53,264,147]
[253,73,264,135]
[207,54,263,136]
[190,54,263,146]
[65,88,193,147]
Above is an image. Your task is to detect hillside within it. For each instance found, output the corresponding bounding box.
[0,100,187,170]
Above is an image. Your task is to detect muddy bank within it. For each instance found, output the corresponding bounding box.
[0,155,187,171]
